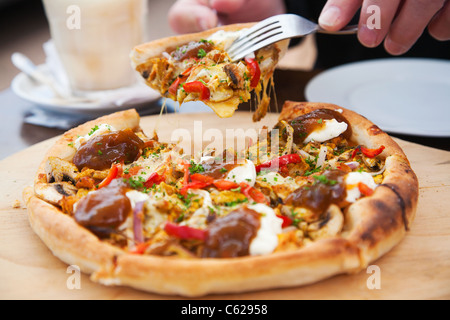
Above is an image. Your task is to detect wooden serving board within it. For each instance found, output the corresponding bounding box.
[1,112,449,300]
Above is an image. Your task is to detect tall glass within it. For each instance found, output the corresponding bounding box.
[42,0,147,92]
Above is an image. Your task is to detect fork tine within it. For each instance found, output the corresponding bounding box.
[229,32,288,61]
[228,26,283,55]
[228,20,280,51]
[227,16,281,51]
[228,28,284,59]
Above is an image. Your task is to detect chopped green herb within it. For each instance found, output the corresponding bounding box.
[88,125,99,136]
[313,175,338,186]
[224,198,248,207]
[189,161,205,174]
[197,48,207,58]
[304,166,322,176]
[123,176,146,189]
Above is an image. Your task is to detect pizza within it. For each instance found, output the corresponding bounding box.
[130,23,289,121]
[23,102,418,297]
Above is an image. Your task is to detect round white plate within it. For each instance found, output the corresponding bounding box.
[305,58,450,137]
[11,65,161,116]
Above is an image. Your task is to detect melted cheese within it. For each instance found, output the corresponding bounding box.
[345,172,377,203]
[182,189,213,229]
[304,119,348,143]
[207,30,244,49]
[225,159,257,186]
[74,123,116,149]
[248,204,283,256]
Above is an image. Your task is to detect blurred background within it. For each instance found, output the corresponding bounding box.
[0,0,315,91]
[0,0,177,90]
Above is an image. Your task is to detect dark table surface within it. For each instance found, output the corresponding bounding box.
[1,69,449,160]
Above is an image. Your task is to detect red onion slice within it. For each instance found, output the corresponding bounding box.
[133,201,145,245]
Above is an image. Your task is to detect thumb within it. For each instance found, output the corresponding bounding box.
[169,1,218,34]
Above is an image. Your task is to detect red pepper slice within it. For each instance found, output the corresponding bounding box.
[179,173,214,194]
[144,172,164,188]
[240,182,267,204]
[168,77,182,97]
[97,163,121,189]
[276,214,293,228]
[361,146,385,158]
[180,180,211,195]
[182,161,191,185]
[352,145,385,159]
[168,67,193,97]
[255,154,302,173]
[190,173,214,184]
[129,242,150,255]
[183,81,210,100]
[164,222,208,241]
[122,165,143,179]
[245,57,261,88]
[213,180,240,190]
[358,182,374,196]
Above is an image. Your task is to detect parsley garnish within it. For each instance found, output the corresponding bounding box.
[313,175,338,186]
[88,125,100,136]
[189,161,205,174]
[224,198,248,207]
[123,176,145,189]
[197,48,207,58]
[304,166,322,176]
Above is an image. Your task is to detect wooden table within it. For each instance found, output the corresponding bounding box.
[1,112,449,300]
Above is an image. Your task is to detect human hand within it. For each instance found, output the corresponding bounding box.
[168,0,286,34]
[318,0,450,55]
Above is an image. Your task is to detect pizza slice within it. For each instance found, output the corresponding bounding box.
[131,24,289,121]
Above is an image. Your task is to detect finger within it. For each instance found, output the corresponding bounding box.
[210,0,246,14]
[357,0,401,48]
[428,0,450,41]
[384,0,447,55]
[319,0,363,31]
[168,0,218,34]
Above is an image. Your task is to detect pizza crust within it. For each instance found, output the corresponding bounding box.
[23,104,418,297]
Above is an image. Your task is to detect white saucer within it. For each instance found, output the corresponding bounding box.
[11,64,161,116]
[305,58,450,137]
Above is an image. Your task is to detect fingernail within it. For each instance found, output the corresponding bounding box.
[359,25,379,48]
[385,38,408,55]
[198,17,212,31]
[319,6,341,28]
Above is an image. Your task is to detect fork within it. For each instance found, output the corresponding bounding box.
[227,14,358,62]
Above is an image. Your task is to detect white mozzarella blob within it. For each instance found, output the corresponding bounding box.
[207,30,245,49]
[248,204,283,256]
[74,123,116,149]
[345,172,377,203]
[304,119,347,143]
[257,171,296,188]
[225,159,257,186]
[182,189,213,229]
[126,190,150,208]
